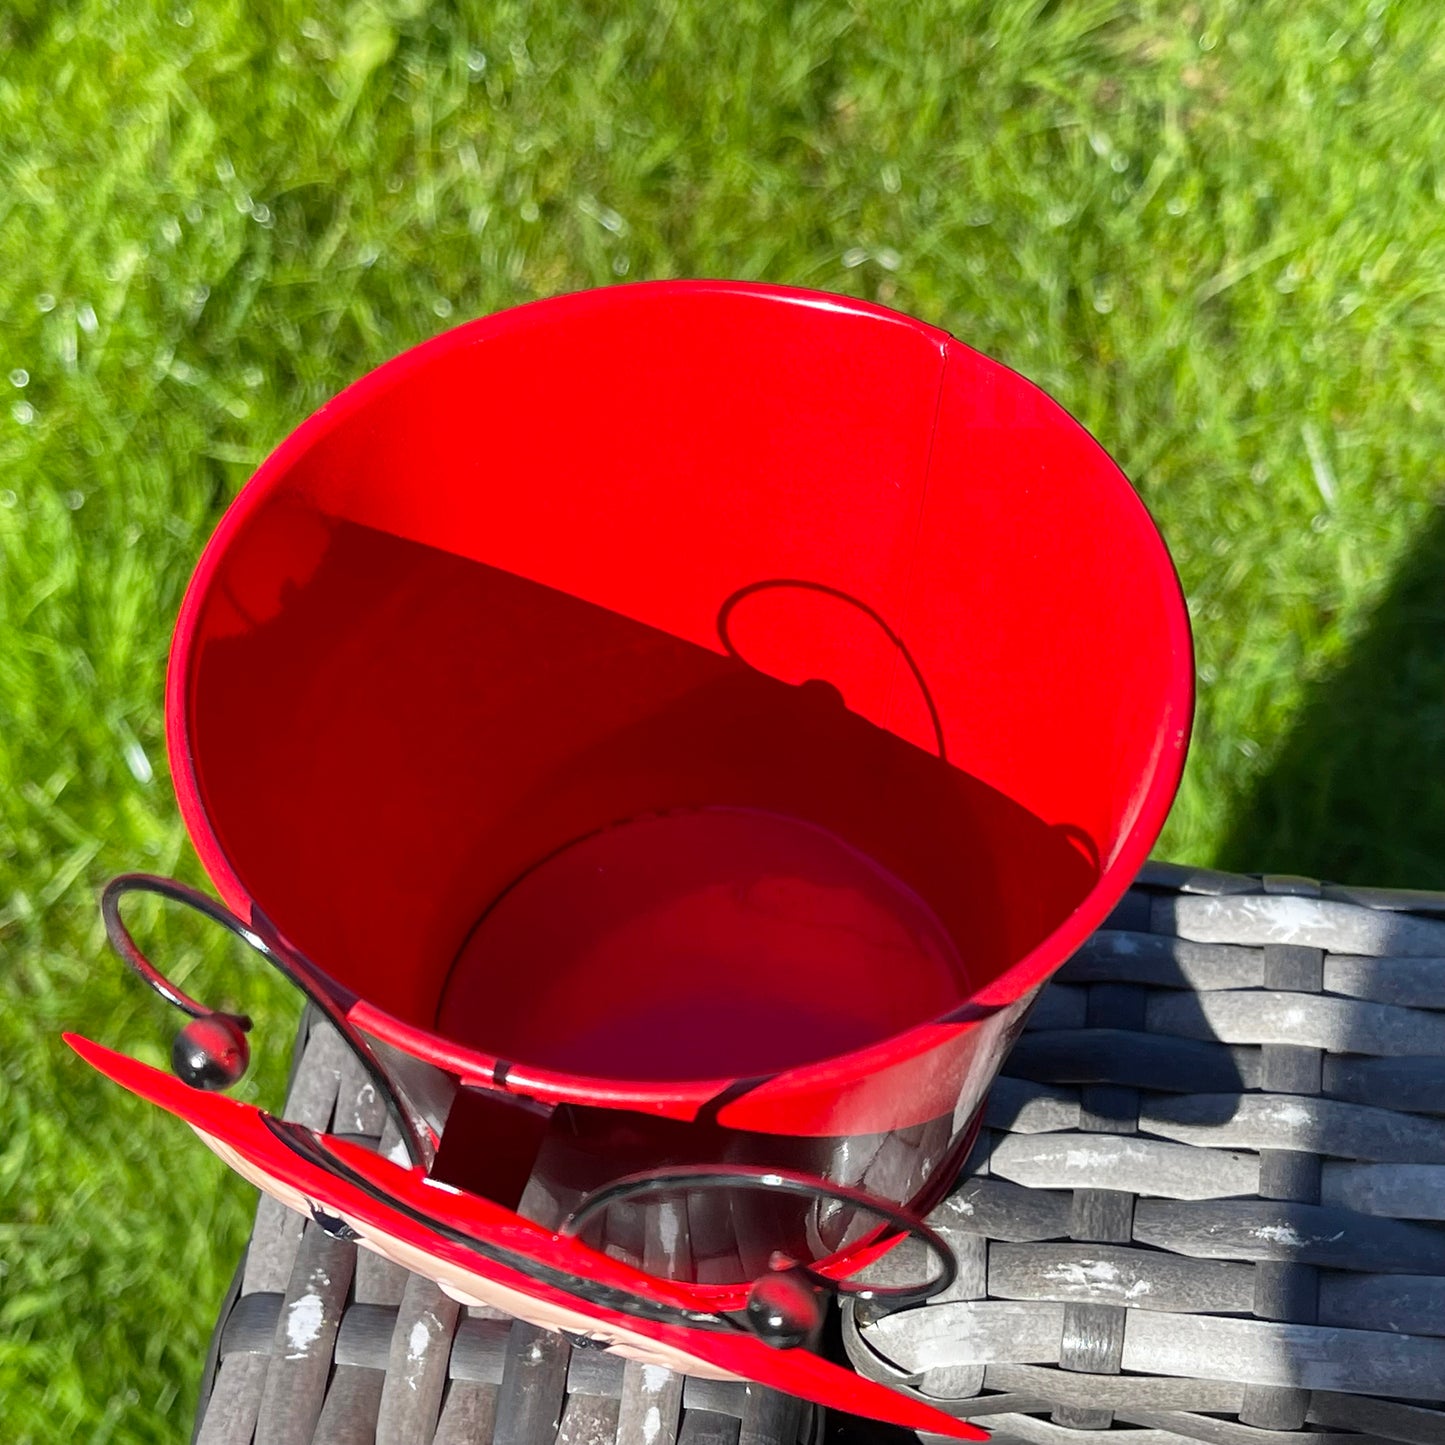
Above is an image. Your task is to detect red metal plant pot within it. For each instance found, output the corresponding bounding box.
[73,281,1192,1435]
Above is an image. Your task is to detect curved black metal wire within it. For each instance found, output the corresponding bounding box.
[560,1164,957,1308]
[100,873,433,1170]
[262,1115,739,1335]
[101,873,258,1024]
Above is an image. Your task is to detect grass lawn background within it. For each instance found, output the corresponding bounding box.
[3,0,1445,1438]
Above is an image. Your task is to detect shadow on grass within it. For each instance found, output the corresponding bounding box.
[1217,507,1445,889]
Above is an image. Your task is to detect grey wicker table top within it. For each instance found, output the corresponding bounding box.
[196,863,1445,1445]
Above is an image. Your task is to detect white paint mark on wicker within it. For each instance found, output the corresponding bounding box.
[1043,1258,1154,1301]
[285,1292,325,1359]
[641,1364,671,1392]
[1273,1103,1312,1127]
[1252,1224,1344,1247]
[642,1405,662,1444]
[402,1318,434,1391]
[1253,1224,1307,1247]
[1063,1143,1149,1170]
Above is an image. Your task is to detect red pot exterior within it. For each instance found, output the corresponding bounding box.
[165,281,1192,1208]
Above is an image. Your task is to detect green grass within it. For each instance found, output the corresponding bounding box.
[3,0,1445,1437]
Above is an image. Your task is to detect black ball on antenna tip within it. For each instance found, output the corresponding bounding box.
[745,1267,824,1350]
[172,1013,251,1090]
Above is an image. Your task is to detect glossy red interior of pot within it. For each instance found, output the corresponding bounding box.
[168,281,1191,1134]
